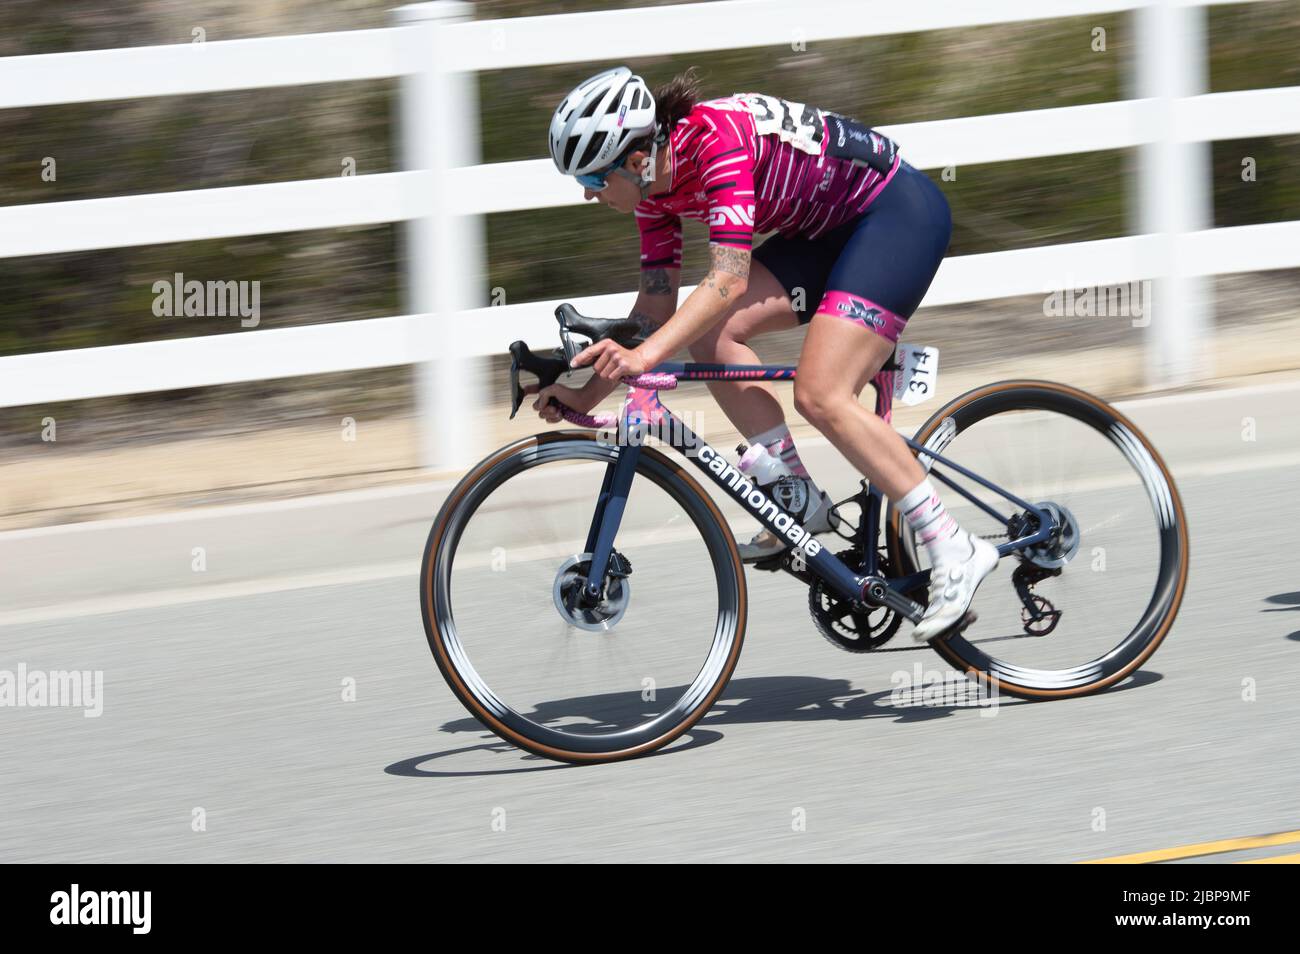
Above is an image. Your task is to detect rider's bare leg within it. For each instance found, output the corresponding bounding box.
[687,260,797,438]
[793,313,921,498]
[795,312,997,639]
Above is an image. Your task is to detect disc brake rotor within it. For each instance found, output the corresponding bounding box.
[1015,501,1081,570]
[552,553,631,632]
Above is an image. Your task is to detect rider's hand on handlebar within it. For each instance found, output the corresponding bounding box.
[572,339,649,382]
[526,382,594,423]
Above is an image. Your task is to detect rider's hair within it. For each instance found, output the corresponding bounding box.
[628,67,702,152]
[653,67,702,132]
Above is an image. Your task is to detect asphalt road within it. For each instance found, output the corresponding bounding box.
[2,380,1299,863]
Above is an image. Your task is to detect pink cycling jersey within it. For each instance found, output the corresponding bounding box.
[635,93,902,269]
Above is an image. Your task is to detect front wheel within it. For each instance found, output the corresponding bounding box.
[886,380,1189,699]
[420,431,747,763]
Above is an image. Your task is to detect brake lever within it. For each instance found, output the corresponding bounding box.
[559,328,588,369]
[508,340,570,419]
[508,354,524,419]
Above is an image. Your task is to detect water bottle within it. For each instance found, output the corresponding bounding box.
[736,442,791,485]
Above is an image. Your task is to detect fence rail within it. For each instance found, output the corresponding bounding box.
[5,84,1298,257]
[0,0,1295,468]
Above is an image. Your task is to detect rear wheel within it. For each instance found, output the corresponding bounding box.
[886,380,1188,699]
[420,431,747,763]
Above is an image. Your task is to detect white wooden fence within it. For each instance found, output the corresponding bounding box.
[0,0,1296,468]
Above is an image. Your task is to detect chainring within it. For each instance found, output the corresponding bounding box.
[808,548,904,652]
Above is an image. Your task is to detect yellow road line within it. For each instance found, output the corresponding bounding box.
[1081,829,1300,864]
[1239,851,1300,864]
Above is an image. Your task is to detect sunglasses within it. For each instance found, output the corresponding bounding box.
[576,166,616,192]
[576,149,638,192]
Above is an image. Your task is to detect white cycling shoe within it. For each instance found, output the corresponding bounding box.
[738,477,836,563]
[912,533,1000,642]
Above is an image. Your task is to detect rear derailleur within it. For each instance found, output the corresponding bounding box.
[1012,561,1062,637]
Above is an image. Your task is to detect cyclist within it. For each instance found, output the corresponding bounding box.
[537,66,996,641]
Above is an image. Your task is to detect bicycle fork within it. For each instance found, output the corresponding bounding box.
[579,443,642,604]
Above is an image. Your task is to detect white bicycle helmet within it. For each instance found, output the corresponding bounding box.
[549,66,658,177]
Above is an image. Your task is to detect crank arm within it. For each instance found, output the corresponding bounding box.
[861,576,925,624]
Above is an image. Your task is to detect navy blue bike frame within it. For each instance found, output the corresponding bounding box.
[580,363,1055,606]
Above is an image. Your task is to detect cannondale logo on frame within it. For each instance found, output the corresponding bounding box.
[697,444,822,556]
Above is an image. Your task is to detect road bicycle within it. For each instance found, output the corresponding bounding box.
[420,304,1188,763]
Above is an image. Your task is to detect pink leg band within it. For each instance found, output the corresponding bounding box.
[814,291,907,344]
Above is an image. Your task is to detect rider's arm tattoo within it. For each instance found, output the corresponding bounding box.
[632,268,676,335]
[710,245,751,281]
[641,268,674,296]
[702,245,751,301]
[701,269,731,300]
[629,308,664,338]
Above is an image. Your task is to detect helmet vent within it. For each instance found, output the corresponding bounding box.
[548,67,655,175]
[577,137,605,171]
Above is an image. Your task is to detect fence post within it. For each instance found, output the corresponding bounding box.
[1133,0,1213,387]
[392,1,486,471]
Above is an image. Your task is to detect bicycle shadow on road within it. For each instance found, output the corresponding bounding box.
[700,669,1160,726]
[1264,591,1300,612]
[1261,592,1300,642]
[384,728,726,778]
[386,668,1160,776]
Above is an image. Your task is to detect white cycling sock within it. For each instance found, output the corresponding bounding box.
[899,477,970,566]
[749,422,813,481]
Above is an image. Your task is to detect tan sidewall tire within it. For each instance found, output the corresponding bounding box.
[420,430,748,763]
[884,380,1189,700]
